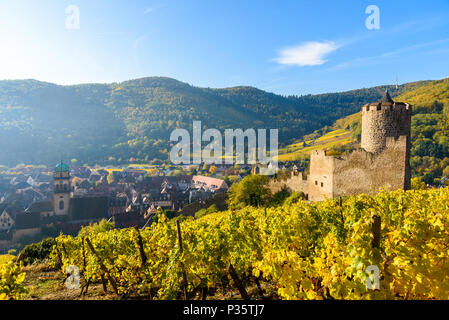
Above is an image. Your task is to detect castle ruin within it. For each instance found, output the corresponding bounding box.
[271,91,411,201]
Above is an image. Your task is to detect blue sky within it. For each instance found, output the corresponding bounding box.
[0,0,448,95]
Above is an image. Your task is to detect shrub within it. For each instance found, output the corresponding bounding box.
[0,261,27,300]
[195,204,219,219]
[18,238,57,266]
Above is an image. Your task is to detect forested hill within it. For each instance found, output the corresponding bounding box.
[0,76,436,166]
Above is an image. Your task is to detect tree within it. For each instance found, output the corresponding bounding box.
[227,175,271,207]
[411,177,427,190]
[225,175,240,186]
[209,165,217,175]
[194,204,219,219]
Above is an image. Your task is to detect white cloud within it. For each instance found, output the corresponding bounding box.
[327,37,449,71]
[144,8,153,14]
[274,41,340,66]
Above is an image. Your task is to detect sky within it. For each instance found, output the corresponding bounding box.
[0,0,449,95]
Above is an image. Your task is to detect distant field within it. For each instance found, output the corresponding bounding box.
[277,128,355,162]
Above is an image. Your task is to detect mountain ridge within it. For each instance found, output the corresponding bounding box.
[0,76,445,166]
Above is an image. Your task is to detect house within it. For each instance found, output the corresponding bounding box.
[109,196,127,216]
[69,196,109,223]
[191,175,228,192]
[0,204,18,231]
[189,187,212,204]
[25,200,54,218]
[13,211,41,241]
[111,210,142,229]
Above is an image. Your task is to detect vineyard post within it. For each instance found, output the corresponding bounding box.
[85,237,119,295]
[228,263,250,300]
[61,241,68,256]
[176,220,189,300]
[134,226,147,268]
[79,236,90,296]
[371,215,381,249]
[100,275,108,293]
[54,241,63,269]
[338,196,344,224]
[399,196,405,226]
[82,237,86,270]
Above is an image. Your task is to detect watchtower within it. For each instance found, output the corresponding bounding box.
[361,90,411,154]
[361,90,411,190]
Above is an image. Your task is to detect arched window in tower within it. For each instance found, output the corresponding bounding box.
[59,200,64,210]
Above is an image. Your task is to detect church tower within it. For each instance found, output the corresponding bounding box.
[53,162,71,215]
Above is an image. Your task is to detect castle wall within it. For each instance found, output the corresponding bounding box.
[12,228,41,242]
[333,135,409,196]
[271,135,409,201]
[269,172,309,196]
[308,150,334,201]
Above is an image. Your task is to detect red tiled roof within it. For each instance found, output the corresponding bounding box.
[191,175,228,190]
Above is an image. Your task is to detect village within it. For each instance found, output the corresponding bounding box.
[0,162,258,252]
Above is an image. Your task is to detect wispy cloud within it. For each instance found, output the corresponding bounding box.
[273,41,340,67]
[144,7,153,14]
[133,35,148,67]
[327,38,449,71]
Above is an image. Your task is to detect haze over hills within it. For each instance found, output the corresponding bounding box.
[0,76,443,166]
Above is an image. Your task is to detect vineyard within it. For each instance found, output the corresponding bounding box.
[1,187,449,300]
[41,187,448,300]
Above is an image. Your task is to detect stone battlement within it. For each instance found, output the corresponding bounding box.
[311,149,328,157]
[362,102,410,113]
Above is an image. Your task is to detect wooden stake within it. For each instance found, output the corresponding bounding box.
[134,226,147,268]
[176,220,189,300]
[201,286,208,300]
[228,263,250,300]
[101,275,108,293]
[371,215,381,249]
[82,237,86,271]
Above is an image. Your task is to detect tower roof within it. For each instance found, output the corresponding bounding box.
[380,89,394,103]
[55,162,70,172]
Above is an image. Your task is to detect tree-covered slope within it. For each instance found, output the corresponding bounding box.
[0,76,437,166]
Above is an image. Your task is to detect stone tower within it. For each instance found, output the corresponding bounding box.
[53,162,71,215]
[361,90,411,189]
[361,90,411,153]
